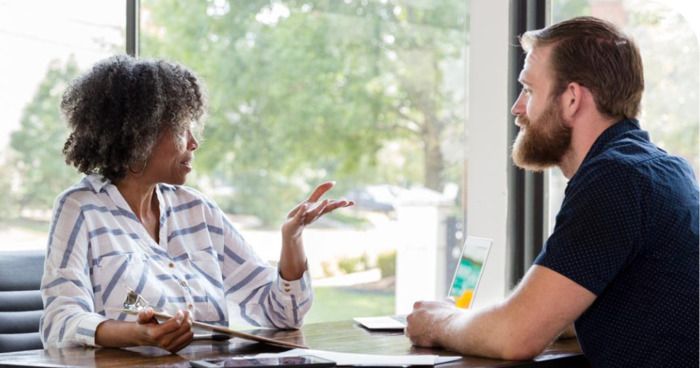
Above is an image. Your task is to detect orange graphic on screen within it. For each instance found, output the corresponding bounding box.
[448,237,491,309]
[455,289,474,309]
[449,256,485,309]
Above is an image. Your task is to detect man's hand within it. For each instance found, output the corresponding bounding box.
[404,266,594,360]
[405,300,460,348]
[136,308,193,353]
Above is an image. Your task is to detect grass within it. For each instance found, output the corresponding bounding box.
[303,286,395,324]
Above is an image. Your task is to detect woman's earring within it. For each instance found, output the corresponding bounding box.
[128,159,148,175]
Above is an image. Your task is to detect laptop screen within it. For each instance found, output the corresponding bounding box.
[448,236,492,308]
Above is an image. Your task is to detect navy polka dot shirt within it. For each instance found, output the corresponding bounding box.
[535,119,699,368]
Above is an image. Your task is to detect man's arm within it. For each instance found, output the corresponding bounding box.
[405,265,595,360]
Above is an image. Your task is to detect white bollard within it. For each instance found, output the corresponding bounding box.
[394,188,452,315]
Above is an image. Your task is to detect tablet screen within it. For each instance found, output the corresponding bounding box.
[448,236,492,308]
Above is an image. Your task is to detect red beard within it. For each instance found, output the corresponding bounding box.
[512,101,572,171]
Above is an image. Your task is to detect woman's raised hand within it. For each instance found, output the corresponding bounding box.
[281,181,353,241]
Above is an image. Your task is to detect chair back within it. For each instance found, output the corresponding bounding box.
[0,250,45,352]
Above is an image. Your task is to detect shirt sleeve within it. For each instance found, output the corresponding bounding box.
[40,193,107,348]
[219,211,313,329]
[535,161,645,295]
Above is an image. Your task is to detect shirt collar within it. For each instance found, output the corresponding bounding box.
[581,118,642,164]
[85,174,111,193]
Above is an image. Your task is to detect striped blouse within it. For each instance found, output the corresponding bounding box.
[40,174,313,348]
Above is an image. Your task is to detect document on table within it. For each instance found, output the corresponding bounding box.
[256,348,462,366]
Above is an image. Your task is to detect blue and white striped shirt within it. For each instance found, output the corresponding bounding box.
[40,174,313,348]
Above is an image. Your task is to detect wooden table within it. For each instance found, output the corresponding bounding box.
[0,320,588,367]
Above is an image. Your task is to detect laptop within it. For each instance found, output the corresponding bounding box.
[353,236,493,330]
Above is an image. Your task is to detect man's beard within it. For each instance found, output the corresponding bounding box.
[512,101,572,171]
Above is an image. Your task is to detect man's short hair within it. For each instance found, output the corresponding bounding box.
[520,16,644,119]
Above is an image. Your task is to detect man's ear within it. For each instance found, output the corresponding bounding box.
[560,82,583,123]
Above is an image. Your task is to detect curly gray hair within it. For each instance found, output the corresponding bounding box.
[61,55,206,182]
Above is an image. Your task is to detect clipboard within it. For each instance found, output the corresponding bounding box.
[117,308,307,349]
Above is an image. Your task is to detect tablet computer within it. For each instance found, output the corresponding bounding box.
[354,236,493,331]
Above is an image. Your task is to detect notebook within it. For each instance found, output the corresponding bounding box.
[353,236,493,331]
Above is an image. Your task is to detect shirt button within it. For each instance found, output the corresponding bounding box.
[180,280,187,287]
[168,262,175,268]
[284,288,291,292]
[188,304,193,310]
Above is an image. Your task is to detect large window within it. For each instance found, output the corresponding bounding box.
[0,1,123,250]
[140,0,469,323]
[0,0,469,327]
[548,0,699,230]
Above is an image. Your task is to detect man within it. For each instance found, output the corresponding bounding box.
[405,16,698,367]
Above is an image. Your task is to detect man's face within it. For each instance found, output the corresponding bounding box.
[510,45,572,171]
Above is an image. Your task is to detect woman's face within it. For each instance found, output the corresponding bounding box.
[145,124,199,185]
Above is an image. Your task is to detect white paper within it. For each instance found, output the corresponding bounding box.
[353,316,406,330]
[256,348,461,366]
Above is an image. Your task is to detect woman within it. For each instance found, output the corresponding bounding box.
[40,55,351,352]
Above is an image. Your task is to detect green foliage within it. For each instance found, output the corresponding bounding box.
[551,0,590,23]
[626,7,699,172]
[10,0,698,227]
[9,58,82,211]
[140,0,468,225]
[337,254,370,274]
[377,251,397,278]
[0,162,19,221]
